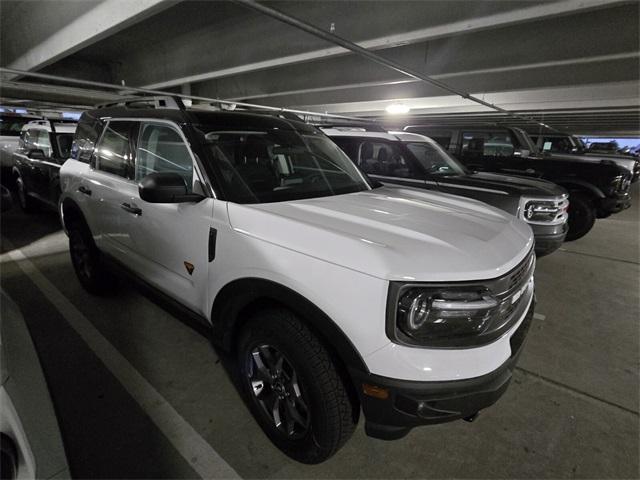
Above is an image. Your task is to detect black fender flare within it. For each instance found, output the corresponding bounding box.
[553,179,605,199]
[211,277,369,374]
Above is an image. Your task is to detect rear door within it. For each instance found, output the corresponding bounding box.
[126,121,214,314]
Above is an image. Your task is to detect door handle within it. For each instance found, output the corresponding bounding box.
[121,202,142,215]
[78,186,92,196]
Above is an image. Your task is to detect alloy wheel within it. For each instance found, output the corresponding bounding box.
[246,344,311,439]
[71,231,92,280]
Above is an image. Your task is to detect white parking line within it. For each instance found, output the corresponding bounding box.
[5,243,240,480]
[533,313,546,320]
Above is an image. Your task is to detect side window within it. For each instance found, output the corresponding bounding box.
[358,141,416,178]
[136,123,193,191]
[461,131,514,159]
[23,129,39,151]
[72,113,104,163]
[485,132,514,157]
[36,130,52,158]
[95,121,134,179]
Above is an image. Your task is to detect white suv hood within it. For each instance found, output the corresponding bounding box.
[227,186,533,282]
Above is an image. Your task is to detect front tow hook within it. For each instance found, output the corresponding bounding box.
[463,412,479,423]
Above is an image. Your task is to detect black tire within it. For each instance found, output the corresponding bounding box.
[15,175,37,213]
[68,221,117,294]
[237,308,358,464]
[566,192,596,241]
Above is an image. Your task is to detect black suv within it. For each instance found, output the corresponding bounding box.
[405,125,632,241]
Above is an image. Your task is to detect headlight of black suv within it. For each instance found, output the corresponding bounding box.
[386,252,535,348]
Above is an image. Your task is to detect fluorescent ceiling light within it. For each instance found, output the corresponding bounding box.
[385,103,410,114]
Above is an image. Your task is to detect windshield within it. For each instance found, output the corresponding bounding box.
[0,116,31,136]
[56,133,74,158]
[405,142,467,175]
[201,127,372,204]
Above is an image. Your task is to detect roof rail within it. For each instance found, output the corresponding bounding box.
[315,122,387,132]
[96,95,186,111]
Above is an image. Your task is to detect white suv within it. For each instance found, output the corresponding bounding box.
[59,99,536,464]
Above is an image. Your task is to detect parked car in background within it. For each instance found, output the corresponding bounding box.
[11,119,76,212]
[323,126,568,256]
[405,125,633,241]
[587,141,619,154]
[0,113,40,181]
[59,98,536,463]
[530,133,639,181]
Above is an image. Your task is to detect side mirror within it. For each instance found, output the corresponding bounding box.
[138,172,204,203]
[28,149,46,160]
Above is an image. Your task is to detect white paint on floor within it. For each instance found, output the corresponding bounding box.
[4,241,241,480]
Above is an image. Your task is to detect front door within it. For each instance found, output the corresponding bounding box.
[126,121,214,314]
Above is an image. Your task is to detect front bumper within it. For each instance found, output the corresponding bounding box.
[531,223,567,257]
[351,299,535,440]
[597,192,631,217]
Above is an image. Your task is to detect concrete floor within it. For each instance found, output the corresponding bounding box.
[0,184,638,479]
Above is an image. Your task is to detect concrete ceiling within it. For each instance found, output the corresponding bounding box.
[1,0,638,136]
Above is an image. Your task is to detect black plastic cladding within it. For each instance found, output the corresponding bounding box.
[385,248,535,349]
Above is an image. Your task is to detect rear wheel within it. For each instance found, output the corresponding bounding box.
[237,308,358,464]
[68,221,116,294]
[566,192,596,241]
[15,175,36,213]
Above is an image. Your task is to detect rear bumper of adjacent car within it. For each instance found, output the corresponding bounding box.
[531,223,567,256]
[350,299,535,441]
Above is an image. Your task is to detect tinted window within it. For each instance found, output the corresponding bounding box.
[406,142,466,175]
[136,123,193,190]
[0,116,31,136]
[331,137,417,178]
[72,112,104,163]
[56,133,74,159]
[461,131,514,158]
[95,121,134,179]
[201,127,370,204]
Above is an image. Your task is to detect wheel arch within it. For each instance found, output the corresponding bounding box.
[60,197,88,235]
[555,179,605,199]
[210,277,369,375]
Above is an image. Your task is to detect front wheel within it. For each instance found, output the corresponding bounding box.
[565,192,596,241]
[237,309,358,464]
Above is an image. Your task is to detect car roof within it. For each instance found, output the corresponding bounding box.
[21,120,77,134]
[88,107,319,133]
[322,127,436,144]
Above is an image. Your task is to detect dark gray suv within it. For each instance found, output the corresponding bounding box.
[324,127,568,256]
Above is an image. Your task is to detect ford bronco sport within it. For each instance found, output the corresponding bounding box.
[323,126,569,256]
[59,98,536,464]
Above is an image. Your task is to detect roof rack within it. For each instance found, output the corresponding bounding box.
[315,123,387,132]
[96,95,186,110]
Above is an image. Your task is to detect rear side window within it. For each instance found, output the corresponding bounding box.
[36,130,52,158]
[461,131,514,159]
[135,123,193,190]
[95,121,135,179]
[72,112,104,163]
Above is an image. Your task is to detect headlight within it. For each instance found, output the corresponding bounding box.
[387,252,536,348]
[519,196,569,225]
